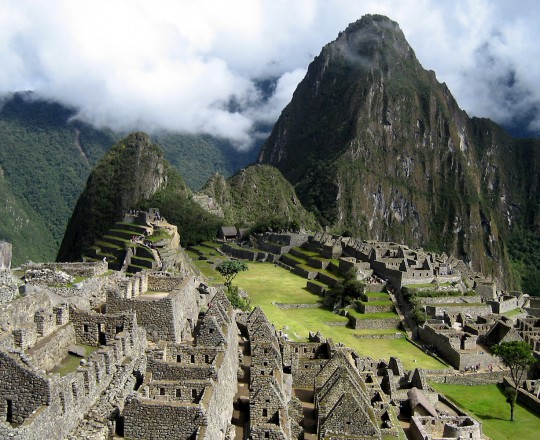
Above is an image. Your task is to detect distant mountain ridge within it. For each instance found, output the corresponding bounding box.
[258,14,540,287]
[201,164,320,231]
[58,134,317,262]
[0,93,257,264]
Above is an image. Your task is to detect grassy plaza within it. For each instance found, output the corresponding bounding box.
[431,383,540,440]
[234,262,446,370]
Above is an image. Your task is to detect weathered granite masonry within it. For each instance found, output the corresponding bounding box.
[106,275,203,342]
[124,288,238,440]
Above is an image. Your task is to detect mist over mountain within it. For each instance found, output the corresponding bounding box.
[0,93,256,264]
[258,15,540,287]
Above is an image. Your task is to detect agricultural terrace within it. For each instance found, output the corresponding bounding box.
[234,262,446,370]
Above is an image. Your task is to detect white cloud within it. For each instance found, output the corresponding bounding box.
[0,0,539,146]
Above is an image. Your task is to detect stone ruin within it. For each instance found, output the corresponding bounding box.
[1,225,539,439]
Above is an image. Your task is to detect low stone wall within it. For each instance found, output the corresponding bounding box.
[257,241,286,255]
[309,257,329,269]
[350,317,401,330]
[428,370,507,385]
[488,296,518,314]
[356,302,394,314]
[274,303,321,310]
[124,396,206,439]
[221,244,274,262]
[365,283,386,293]
[306,281,327,296]
[353,333,404,340]
[425,303,492,319]
[316,272,340,288]
[29,324,77,372]
[22,261,108,277]
[281,254,302,267]
[292,265,318,280]
[420,295,482,305]
[147,273,183,292]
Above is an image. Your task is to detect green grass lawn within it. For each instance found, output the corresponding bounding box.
[431,383,540,440]
[291,247,319,258]
[365,292,389,298]
[235,262,446,370]
[503,308,524,317]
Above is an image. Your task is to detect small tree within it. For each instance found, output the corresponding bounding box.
[491,340,536,421]
[215,260,248,290]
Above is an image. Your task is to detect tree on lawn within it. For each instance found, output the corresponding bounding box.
[491,340,536,421]
[216,260,248,290]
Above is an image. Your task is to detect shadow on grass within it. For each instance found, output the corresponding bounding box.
[474,414,508,421]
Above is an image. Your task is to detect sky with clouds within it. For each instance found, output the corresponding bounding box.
[0,0,539,148]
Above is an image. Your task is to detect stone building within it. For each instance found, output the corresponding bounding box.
[123,289,238,440]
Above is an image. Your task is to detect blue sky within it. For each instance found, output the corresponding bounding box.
[1,0,539,147]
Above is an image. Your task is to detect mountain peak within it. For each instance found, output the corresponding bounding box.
[258,15,540,286]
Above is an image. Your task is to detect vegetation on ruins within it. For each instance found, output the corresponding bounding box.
[233,262,444,370]
[216,260,251,311]
[491,341,536,421]
[324,269,365,308]
[216,260,248,288]
[224,285,252,312]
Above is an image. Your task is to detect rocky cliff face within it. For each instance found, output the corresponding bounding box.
[258,15,540,284]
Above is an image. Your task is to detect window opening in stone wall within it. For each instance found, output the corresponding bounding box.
[265,432,269,439]
[59,393,66,414]
[99,331,107,346]
[176,389,181,398]
[205,354,209,363]
[262,408,268,417]
[177,354,181,362]
[192,389,197,399]
[115,324,123,334]
[191,354,195,363]
[6,399,13,423]
[83,324,89,332]
[159,387,165,395]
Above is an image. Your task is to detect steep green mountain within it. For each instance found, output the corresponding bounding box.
[258,14,540,287]
[0,165,56,265]
[57,132,222,261]
[0,94,255,263]
[155,133,258,190]
[0,93,116,261]
[201,164,320,231]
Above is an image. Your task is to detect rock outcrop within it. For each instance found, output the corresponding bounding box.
[258,14,540,286]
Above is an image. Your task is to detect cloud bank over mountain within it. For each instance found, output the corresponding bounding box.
[1,0,539,147]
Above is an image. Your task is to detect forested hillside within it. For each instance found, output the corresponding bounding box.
[0,93,255,264]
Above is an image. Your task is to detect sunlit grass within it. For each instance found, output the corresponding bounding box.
[431,383,540,440]
[235,262,446,370]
